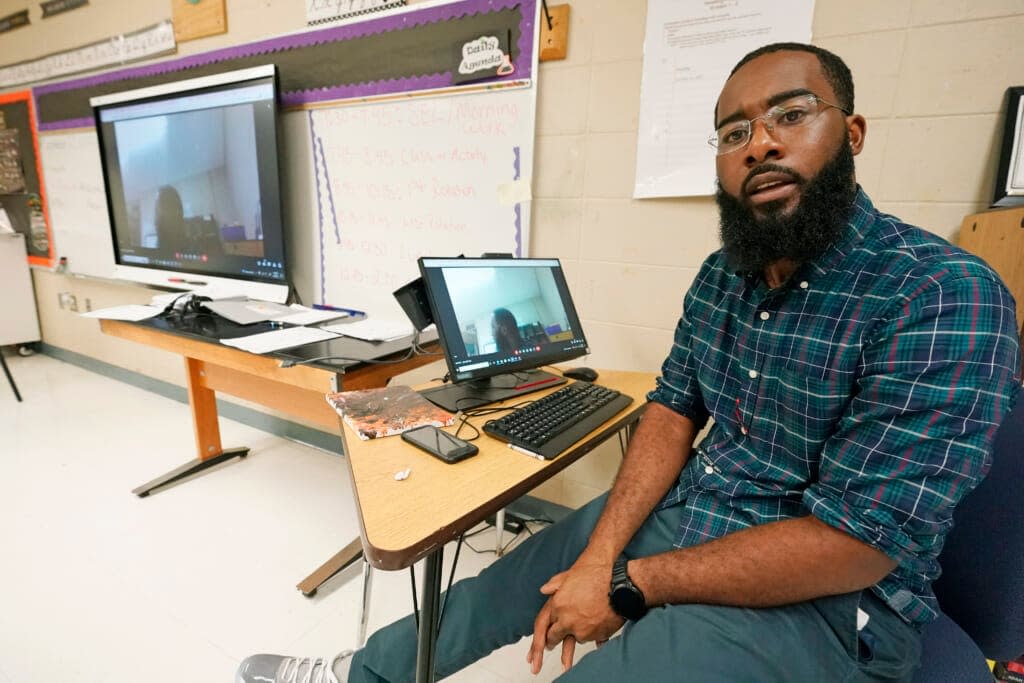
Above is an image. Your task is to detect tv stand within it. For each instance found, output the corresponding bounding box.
[420,368,567,412]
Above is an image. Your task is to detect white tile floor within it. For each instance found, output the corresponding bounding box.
[0,352,594,682]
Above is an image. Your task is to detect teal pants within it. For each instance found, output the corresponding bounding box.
[349,494,921,682]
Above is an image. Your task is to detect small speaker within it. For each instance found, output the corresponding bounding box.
[393,277,434,331]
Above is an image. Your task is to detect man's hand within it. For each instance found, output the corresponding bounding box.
[526,562,625,674]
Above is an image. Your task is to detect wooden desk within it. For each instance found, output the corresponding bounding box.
[343,370,654,682]
[99,318,439,495]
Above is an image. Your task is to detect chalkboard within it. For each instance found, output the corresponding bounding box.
[306,86,534,317]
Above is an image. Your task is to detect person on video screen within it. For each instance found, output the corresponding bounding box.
[154,185,186,254]
[492,307,523,354]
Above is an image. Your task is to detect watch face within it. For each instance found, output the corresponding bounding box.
[610,585,646,620]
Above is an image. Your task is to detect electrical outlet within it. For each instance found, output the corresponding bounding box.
[85,298,92,312]
[58,291,78,312]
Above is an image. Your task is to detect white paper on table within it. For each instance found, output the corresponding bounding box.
[80,304,164,321]
[323,317,412,342]
[633,0,815,198]
[221,326,340,354]
[273,304,350,326]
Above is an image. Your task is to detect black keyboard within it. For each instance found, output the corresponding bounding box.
[483,381,634,459]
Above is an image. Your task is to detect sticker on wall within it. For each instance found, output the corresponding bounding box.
[41,0,90,19]
[453,30,514,84]
[0,9,29,33]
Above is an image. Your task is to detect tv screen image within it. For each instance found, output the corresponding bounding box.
[418,257,589,411]
[441,263,577,360]
[91,65,289,302]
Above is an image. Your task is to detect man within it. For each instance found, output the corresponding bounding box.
[238,43,1021,682]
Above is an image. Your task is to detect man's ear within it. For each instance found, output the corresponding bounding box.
[847,114,867,155]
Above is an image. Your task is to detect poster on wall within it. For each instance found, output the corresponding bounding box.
[633,0,815,198]
[0,91,54,267]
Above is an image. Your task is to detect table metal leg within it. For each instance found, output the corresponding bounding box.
[415,548,444,683]
[132,447,249,497]
[296,538,364,597]
[359,559,374,647]
[1,352,22,402]
[133,356,248,496]
[495,508,506,556]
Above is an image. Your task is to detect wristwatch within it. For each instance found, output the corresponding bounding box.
[608,556,648,621]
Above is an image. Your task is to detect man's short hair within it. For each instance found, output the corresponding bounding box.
[725,42,855,114]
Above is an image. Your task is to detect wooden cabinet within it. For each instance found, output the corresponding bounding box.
[959,207,1024,331]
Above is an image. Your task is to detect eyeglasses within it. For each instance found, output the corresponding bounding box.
[708,94,850,156]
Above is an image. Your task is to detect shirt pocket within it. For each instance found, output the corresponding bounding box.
[769,367,851,467]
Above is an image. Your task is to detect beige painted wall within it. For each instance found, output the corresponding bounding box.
[3,0,1022,507]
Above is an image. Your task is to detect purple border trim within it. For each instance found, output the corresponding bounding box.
[43,116,94,131]
[281,73,451,108]
[35,0,534,118]
[309,111,328,304]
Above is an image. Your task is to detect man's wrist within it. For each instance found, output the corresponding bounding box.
[579,542,619,567]
[608,556,648,621]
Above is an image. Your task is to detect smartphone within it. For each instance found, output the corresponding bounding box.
[401,425,478,463]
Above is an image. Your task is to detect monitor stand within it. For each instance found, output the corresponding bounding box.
[420,369,567,412]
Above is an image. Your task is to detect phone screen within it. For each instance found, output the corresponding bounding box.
[402,426,477,461]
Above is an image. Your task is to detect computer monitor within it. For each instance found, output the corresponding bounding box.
[417,257,590,411]
[91,65,289,303]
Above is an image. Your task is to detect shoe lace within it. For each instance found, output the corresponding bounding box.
[279,654,342,683]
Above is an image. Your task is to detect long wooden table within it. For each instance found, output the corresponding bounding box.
[342,369,654,682]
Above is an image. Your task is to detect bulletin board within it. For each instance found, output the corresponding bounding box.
[31,0,538,302]
[0,91,53,267]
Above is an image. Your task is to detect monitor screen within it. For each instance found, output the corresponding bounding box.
[418,257,590,385]
[91,65,289,302]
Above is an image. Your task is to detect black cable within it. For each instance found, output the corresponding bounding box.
[462,517,554,555]
[436,534,464,635]
[278,329,444,368]
[279,349,416,368]
[409,564,419,632]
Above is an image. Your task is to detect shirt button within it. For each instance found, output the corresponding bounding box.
[799,281,809,289]
[704,465,714,475]
[759,311,770,321]
[748,369,758,379]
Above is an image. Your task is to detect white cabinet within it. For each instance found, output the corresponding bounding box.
[0,233,41,347]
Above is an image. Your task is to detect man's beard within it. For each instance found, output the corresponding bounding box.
[716,137,858,275]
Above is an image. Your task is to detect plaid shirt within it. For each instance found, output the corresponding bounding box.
[649,189,1021,625]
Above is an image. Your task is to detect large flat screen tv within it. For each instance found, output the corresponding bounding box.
[417,257,590,411]
[91,65,289,303]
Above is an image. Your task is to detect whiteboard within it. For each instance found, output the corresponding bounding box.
[307,86,535,318]
[38,131,116,278]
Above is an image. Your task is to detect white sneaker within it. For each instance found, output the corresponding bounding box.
[235,650,354,683]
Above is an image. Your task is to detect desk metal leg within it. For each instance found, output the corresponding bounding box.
[133,356,249,497]
[296,538,364,597]
[359,559,374,647]
[1,352,22,402]
[132,447,249,497]
[495,508,506,556]
[416,549,443,683]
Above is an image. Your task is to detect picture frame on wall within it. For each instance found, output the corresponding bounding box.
[992,86,1024,207]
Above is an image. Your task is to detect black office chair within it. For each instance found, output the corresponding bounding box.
[913,396,1024,681]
